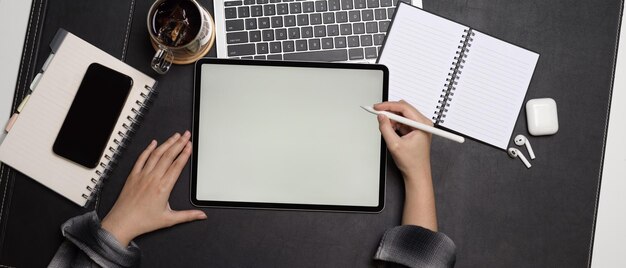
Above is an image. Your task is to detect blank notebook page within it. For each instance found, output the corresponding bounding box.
[378,4,468,120]
[439,30,539,149]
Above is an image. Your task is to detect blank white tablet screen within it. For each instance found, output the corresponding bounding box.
[196,63,384,207]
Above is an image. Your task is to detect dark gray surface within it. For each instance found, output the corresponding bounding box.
[0,0,622,267]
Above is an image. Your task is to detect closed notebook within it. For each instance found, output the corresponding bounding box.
[0,29,157,206]
[378,3,539,150]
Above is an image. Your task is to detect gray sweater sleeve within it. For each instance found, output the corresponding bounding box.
[48,211,141,268]
[374,225,456,268]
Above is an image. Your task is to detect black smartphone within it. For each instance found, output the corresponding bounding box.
[53,63,133,168]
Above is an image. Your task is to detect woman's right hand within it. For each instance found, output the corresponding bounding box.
[374,100,433,181]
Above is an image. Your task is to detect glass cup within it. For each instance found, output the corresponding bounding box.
[147,0,215,74]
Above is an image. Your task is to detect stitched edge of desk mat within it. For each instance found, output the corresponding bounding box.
[0,0,48,257]
[587,0,625,266]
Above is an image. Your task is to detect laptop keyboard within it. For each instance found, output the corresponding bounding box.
[224,0,409,61]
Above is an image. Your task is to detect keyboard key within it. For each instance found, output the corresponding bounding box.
[334,36,347,48]
[360,34,372,46]
[277,3,289,14]
[241,56,253,59]
[271,16,283,27]
[303,1,315,12]
[323,12,335,24]
[381,0,392,7]
[375,8,386,20]
[284,15,297,26]
[328,0,341,11]
[362,9,374,21]
[340,23,352,35]
[315,1,328,12]
[367,0,379,8]
[310,13,322,25]
[270,41,282,53]
[387,8,395,18]
[289,2,302,13]
[373,33,385,45]
[309,38,321,50]
[354,0,366,9]
[283,40,295,52]
[264,4,276,15]
[336,11,349,23]
[262,29,275,41]
[296,39,308,51]
[327,24,340,36]
[302,26,314,38]
[297,14,310,25]
[227,31,249,44]
[257,0,268,4]
[276,28,288,40]
[238,6,250,17]
[288,27,301,39]
[341,0,354,10]
[225,7,237,19]
[349,10,361,21]
[254,55,266,60]
[245,18,257,29]
[322,37,334,49]
[349,48,364,60]
[365,47,377,59]
[244,0,255,5]
[268,54,282,60]
[257,42,269,54]
[353,22,365,34]
[225,1,243,6]
[258,17,270,28]
[379,20,390,31]
[228,43,255,56]
[347,35,360,47]
[251,5,263,16]
[226,19,245,31]
[283,49,349,61]
[314,25,327,37]
[250,30,262,42]
[270,0,280,3]
[366,21,378,33]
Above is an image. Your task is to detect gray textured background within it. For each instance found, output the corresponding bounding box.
[0,0,621,267]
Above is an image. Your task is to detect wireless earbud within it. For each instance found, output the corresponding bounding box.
[514,134,535,159]
[508,148,531,169]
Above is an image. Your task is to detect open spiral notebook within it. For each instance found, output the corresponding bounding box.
[0,29,157,206]
[378,3,540,150]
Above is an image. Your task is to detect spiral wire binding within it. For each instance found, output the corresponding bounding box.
[81,84,158,203]
[433,29,475,123]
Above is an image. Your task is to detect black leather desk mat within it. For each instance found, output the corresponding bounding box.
[0,0,621,267]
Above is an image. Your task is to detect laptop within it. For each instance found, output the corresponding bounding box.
[214,0,422,63]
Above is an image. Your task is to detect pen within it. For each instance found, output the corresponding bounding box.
[361,106,465,144]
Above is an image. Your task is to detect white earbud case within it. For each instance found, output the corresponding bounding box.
[526,98,559,136]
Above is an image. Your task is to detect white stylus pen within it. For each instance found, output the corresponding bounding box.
[361,106,465,144]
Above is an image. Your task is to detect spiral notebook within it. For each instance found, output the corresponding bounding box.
[0,29,157,207]
[378,3,539,150]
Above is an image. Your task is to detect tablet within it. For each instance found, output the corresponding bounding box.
[191,59,388,212]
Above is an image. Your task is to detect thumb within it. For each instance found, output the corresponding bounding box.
[169,210,207,226]
[377,114,399,145]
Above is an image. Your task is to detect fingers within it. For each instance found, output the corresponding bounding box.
[374,100,432,126]
[142,132,183,174]
[163,141,193,191]
[131,140,157,175]
[378,114,400,147]
[168,209,207,226]
[151,131,191,177]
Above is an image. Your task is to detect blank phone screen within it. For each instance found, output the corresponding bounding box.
[53,63,133,168]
